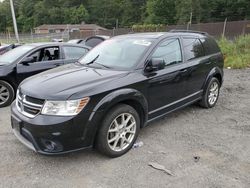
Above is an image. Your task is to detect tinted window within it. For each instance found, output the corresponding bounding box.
[63,47,88,59]
[85,37,104,48]
[200,37,221,55]
[183,38,204,61]
[152,38,182,67]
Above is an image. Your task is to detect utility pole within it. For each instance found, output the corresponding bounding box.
[10,0,20,43]
[116,19,119,29]
[187,11,193,30]
[222,17,227,38]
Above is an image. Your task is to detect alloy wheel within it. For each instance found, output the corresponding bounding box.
[208,81,219,106]
[0,84,10,105]
[107,113,136,152]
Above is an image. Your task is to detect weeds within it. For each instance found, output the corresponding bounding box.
[218,35,250,69]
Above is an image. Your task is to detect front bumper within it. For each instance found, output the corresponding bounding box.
[12,127,36,151]
[11,101,102,155]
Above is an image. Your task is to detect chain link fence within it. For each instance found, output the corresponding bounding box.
[70,20,250,40]
[0,32,69,44]
[1,20,250,44]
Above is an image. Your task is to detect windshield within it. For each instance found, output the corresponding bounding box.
[79,38,153,69]
[0,45,34,65]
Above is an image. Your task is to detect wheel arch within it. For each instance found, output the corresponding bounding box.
[89,88,148,147]
[213,73,222,86]
[0,78,17,92]
[0,79,16,107]
[90,88,148,128]
[203,67,223,90]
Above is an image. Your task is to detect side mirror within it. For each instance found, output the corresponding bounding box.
[145,58,165,72]
[21,57,34,65]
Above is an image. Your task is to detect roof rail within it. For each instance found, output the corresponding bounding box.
[169,30,208,35]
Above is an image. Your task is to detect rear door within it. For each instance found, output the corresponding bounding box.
[62,46,89,64]
[181,37,208,95]
[16,46,62,83]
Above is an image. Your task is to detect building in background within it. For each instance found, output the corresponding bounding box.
[34,23,107,34]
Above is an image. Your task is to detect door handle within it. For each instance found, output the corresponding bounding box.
[179,68,187,73]
[149,72,178,84]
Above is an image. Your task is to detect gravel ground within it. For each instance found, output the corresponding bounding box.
[0,69,249,188]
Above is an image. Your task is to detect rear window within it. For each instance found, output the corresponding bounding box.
[84,37,104,48]
[200,37,221,55]
[182,38,205,61]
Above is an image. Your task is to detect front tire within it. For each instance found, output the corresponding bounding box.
[96,104,140,158]
[0,81,15,108]
[200,77,220,108]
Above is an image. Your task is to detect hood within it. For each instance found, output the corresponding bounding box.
[20,63,129,100]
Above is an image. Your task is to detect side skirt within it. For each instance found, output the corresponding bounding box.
[145,90,203,125]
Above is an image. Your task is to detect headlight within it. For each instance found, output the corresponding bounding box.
[41,97,89,116]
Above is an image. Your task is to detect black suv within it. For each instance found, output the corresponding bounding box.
[11,31,224,157]
[0,43,89,107]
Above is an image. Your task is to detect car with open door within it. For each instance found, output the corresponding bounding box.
[0,42,90,107]
[11,31,224,157]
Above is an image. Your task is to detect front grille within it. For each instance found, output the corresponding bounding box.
[25,96,44,105]
[16,90,45,118]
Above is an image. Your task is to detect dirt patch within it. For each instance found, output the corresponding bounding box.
[0,69,249,188]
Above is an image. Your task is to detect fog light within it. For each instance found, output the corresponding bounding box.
[44,140,56,151]
[52,132,61,136]
[41,139,63,152]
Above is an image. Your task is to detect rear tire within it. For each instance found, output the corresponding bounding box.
[0,80,15,108]
[199,77,220,108]
[96,104,140,158]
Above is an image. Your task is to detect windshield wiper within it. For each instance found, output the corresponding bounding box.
[86,55,99,65]
[85,55,111,69]
[92,62,111,69]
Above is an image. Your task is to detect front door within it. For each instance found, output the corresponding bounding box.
[146,38,189,119]
[16,46,63,84]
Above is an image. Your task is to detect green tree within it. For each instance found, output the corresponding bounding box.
[88,0,123,28]
[145,0,176,25]
[175,0,202,24]
[208,0,250,22]
[121,0,146,26]
[0,0,14,32]
[17,0,39,32]
[1,0,250,33]
[33,1,50,26]
[68,5,89,24]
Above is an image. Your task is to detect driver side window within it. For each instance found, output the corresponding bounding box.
[28,47,60,62]
[152,38,182,67]
[29,50,40,62]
